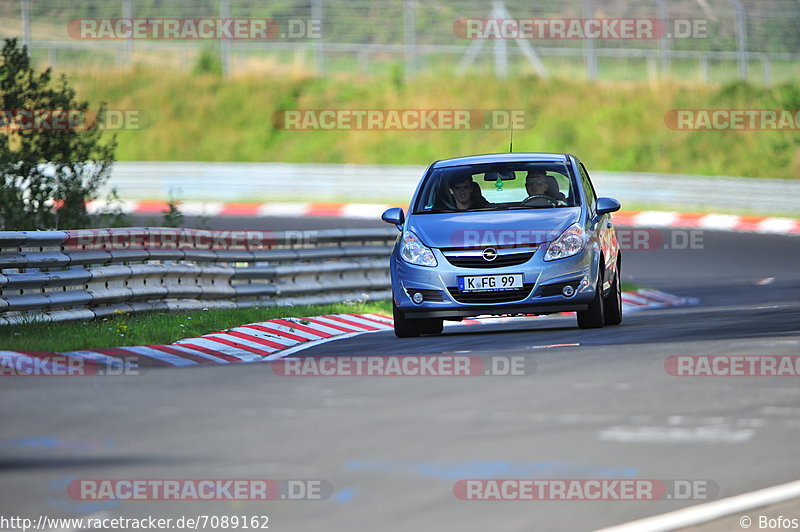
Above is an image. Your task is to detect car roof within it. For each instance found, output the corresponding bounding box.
[431,152,572,168]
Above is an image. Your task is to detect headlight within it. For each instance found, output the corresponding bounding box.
[544,223,586,261]
[400,231,437,267]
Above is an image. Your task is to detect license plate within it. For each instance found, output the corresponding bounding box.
[457,273,524,292]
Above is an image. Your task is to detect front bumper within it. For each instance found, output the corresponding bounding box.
[392,244,599,319]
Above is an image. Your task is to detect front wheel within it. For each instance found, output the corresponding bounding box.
[577,271,605,329]
[603,265,623,326]
[393,301,421,338]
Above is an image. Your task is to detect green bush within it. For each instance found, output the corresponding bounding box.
[0,38,116,230]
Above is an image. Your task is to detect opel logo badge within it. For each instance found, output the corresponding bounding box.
[482,247,498,261]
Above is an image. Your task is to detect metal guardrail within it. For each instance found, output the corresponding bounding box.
[103,162,800,214]
[0,227,398,325]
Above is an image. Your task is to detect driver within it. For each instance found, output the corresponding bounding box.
[525,170,565,204]
[449,174,491,210]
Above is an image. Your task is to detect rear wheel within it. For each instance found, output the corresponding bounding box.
[577,271,605,329]
[420,318,444,335]
[392,301,421,338]
[604,265,623,326]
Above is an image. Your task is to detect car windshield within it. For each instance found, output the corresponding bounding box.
[413,162,579,214]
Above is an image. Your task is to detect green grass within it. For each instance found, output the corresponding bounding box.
[621,282,641,293]
[2,284,647,352]
[1,301,392,353]
[61,68,800,179]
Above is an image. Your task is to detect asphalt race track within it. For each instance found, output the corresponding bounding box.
[1,216,799,532]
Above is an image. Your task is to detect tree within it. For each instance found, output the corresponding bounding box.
[0,38,116,230]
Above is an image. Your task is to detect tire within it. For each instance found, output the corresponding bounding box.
[420,318,444,335]
[603,264,623,326]
[577,270,605,329]
[393,300,421,338]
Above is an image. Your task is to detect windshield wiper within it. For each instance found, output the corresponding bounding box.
[416,208,454,214]
[416,206,505,214]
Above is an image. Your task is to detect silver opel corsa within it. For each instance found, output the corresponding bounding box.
[381,153,622,338]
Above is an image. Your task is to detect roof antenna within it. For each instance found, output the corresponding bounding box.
[509,121,514,153]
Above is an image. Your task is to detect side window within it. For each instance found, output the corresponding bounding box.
[578,163,597,209]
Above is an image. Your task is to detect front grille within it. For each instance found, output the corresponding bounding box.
[447,283,535,304]
[538,281,580,297]
[443,252,534,269]
[405,287,446,302]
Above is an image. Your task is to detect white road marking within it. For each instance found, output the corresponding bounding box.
[595,478,800,532]
[598,425,754,443]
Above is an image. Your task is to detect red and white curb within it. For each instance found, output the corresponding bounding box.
[0,314,393,370]
[611,210,800,235]
[1,290,694,369]
[86,200,800,236]
[171,313,394,363]
[620,288,698,313]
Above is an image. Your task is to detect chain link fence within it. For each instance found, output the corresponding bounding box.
[0,0,798,82]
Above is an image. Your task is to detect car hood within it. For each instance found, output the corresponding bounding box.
[406,208,581,249]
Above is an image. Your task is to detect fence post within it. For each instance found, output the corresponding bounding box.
[583,0,597,80]
[403,0,417,80]
[21,0,31,53]
[492,1,508,78]
[653,0,670,75]
[220,0,232,77]
[761,55,771,85]
[123,0,133,68]
[730,0,748,80]
[312,0,325,75]
[699,55,709,82]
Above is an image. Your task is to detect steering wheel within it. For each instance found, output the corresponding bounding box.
[521,194,559,206]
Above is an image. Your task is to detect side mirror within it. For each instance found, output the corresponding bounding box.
[381,207,405,229]
[596,197,621,216]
